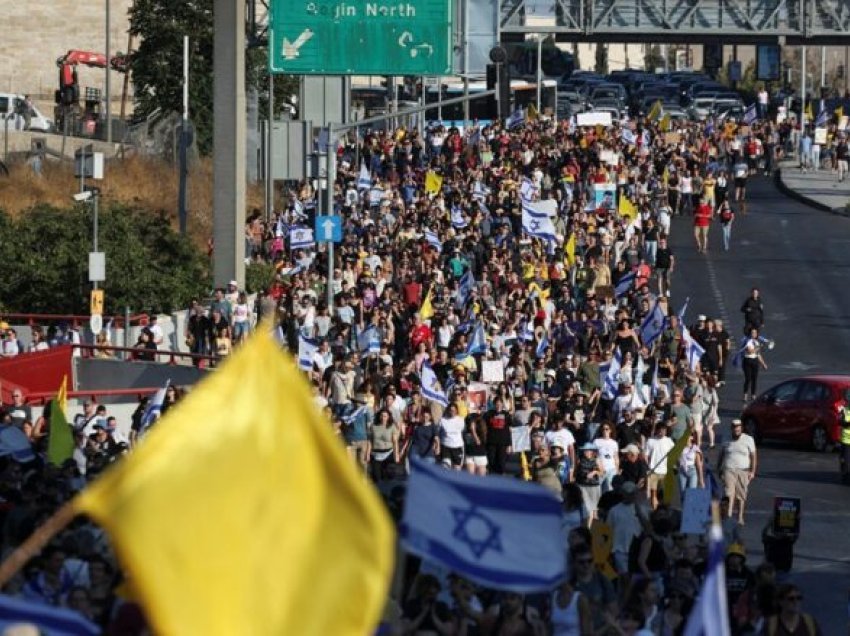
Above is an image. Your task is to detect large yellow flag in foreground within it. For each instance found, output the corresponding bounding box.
[74,329,395,636]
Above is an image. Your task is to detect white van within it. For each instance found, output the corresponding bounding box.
[0,94,54,133]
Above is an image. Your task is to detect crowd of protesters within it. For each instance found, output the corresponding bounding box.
[0,100,837,634]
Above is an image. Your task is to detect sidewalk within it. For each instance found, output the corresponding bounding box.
[776,159,850,216]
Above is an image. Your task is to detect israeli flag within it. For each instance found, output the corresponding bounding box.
[424,229,443,252]
[535,331,549,358]
[506,109,526,130]
[401,458,566,593]
[520,177,538,203]
[621,128,637,145]
[298,334,318,372]
[357,162,372,190]
[634,354,647,400]
[522,209,558,243]
[0,594,100,636]
[140,380,170,433]
[522,198,558,218]
[705,118,715,135]
[614,271,636,298]
[289,226,315,251]
[601,349,622,400]
[677,296,690,324]
[742,103,757,125]
[815,103,829,128]
[357,325,382,354]
[456,269,475,309]
[650,357,661,398]
[369,185,385,207]
[421,361,449,407]
[519,320,535,342]
[472,180,490,202]
[467,322,488,356]
[681,325,706,372]
[641,129,651,146]
[640,299,666,346]
[683,522,731,636]
[451,205,468,229]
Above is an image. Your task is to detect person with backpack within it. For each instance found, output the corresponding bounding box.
[717,200,736,252]
[763,583,822,636]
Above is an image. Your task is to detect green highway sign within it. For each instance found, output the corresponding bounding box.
[269,0,454,75]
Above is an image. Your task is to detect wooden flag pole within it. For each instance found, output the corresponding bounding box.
[0,500,78,587]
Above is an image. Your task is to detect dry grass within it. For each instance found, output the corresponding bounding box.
[0,156,265,245]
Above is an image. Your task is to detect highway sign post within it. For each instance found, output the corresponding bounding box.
[315,214,342,311]
[268,0,453,75]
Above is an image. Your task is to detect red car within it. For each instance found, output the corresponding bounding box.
[741,375,850,452]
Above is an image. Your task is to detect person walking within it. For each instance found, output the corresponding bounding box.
[763,583,823,636]
[716,200,735,252]
[741,327,769,403]
[740,288,765,334]
[693,196,712,254]
[718,419,757,526]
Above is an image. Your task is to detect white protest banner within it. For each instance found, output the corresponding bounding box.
[481,360,505,383]
[510,425,531,453]
[576,112,612,127]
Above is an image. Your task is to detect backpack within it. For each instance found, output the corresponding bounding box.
[765,613,816,636]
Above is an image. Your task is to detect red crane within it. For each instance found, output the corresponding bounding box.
[55,50,128,136]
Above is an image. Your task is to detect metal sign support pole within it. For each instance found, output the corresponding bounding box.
[326,124,338,313]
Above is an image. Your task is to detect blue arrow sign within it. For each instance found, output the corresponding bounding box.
[315,215,342,243]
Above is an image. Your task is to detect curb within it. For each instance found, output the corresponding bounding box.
[774,168,850,217]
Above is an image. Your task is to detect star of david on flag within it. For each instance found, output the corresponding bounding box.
[401,458,565,592]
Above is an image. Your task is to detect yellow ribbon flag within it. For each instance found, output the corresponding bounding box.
[805,101,813,123]
[662,431,692,505]
[527,102,539,121]
[590,520,618,580]
[836,105,844,120]
[564,232,577,267]
[419,287,435,320]
[73,329,395,636]
[618,194,638,221]
[647,99,662,122]
[425,171,443,194]
[520,451,531,481]
[47,376,74,466]
[659,113,671,133]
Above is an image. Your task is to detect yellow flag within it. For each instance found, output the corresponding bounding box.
[662,166,669,186]
[805,101,813,123]
[648,99,662,122]
[527,103,539,121]
[659,113,671,132]
[836,105,844,120]
[73,330,395,636]
[564,232,577,267]
[663,432,692,505]
[419,287,435,320]
[56,374,68,418]
[425,171,443,194]
[520,451,531,481]
[618,194,638,221]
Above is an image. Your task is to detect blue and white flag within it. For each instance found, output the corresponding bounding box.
[451,205,468,229]
[0,594,100,636]
[600,349,622,400]
[472,180,490,202]
[742,103,757,125]
[650,357,661,399]
[683,521,731,636]
[401,458,566,592]
[456,270,475,309]
[421,361,449,407]
[519,320,535,342]
[640,299,666,346]
[140,380,170,433]
[424,229,443,252]
[641,129,651,146]
[815,102,829,128]
[292,197,305,219]
[298,334,318,372]
[614,271,636,298]
[621,128,637,145]
[357,325,382,354]
[535,331,549,358]
[522,198,558,218]
[520,177,538,203]
[289,226,315,251]
[705,118,715,135]
[681,325,706,372]
[522,209,558,243]
[467,322,488,356]
[506,109,526,130]
[677,297,690,324]
[357,162,372,190]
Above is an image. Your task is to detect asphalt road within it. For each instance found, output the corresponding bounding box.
[668,174,850,633]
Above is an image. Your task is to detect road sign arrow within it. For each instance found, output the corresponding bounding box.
[322,219,336,240]
[282,28,313,60]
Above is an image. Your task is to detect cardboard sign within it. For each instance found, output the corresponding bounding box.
[466,382,488,413]
[577,111,612,127]
[815,128,828,144]
[510,425,531,452]
[481,360,505,383]
[663,132,681,145]
[680,488,712,535]
[599,149,619,166]
[838,116,849,131]
[772,496,801,536]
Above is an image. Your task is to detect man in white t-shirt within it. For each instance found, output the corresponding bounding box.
[545,417,576,467]
[147,314,165,350]
[644,421,675,509]
[438,404,466,470]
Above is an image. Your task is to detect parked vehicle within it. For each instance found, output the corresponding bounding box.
[0,94,53,132]
[741,375,850,451]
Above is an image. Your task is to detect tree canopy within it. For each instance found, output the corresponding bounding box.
[0,204,210,315]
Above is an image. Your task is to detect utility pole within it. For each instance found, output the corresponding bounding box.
[105,0,112,144]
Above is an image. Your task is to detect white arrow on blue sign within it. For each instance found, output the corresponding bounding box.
[314,215,342,243]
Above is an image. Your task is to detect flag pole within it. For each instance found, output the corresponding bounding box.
[0,500,78,587]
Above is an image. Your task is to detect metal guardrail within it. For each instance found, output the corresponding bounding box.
[72,343,218,366]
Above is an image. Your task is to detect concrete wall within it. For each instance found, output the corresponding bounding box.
[0,1,134,112]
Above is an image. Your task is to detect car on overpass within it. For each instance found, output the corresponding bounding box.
[741,375,850,452]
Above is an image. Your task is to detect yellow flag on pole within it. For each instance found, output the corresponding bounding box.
[659,113,671,132]
[56,374,68,418]
[663,431,692,505]
[805,101,813,123]
[527,103,539,121]
[618,194,638,221]
[419,287,435,320]
[648,99,662,122]
[73,329,395,636]
[425,171,443,194]
[564,232,577,267]
[835,105,844,120]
